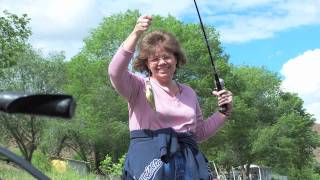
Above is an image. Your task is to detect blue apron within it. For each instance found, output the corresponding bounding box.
[122,128,213,180]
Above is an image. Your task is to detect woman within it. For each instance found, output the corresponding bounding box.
[108,15,233,180]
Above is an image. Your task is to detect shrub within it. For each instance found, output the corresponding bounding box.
[32,151,52,172]
[100,153,126,176]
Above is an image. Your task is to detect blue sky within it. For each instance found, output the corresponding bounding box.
[1,0,320,122]
[224,25,320,72]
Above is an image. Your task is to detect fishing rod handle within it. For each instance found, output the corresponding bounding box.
[215,78,228,114]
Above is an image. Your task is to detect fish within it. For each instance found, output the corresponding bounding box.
[145,79,156,111]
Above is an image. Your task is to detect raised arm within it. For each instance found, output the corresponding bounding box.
[122,15,152,53]
[108,15,152,100]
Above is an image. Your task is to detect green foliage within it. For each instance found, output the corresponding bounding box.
[0,10,31,68]
[0,162,35,179]
[0,46,66,162]
[0,46,66,93]
[83,10,140,60]
[0,124,10,146]
[284,165,320,180]
[252,110,319,178]
[200,66,319,179]
[32,151,52,172]
[47,169,99,180]
[100,153,126,176]
[0,114,44,161]
[39,121,70,157]
[61,50,129,171]
[0,161,101,180]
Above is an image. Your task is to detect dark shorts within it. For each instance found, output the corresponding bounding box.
[122,128,212,180]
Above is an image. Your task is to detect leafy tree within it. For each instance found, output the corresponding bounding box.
[46,49,129,172]
[252,92,319,178]
[201,66,319,179]
[0,47,66,162]
[0,10,31,69]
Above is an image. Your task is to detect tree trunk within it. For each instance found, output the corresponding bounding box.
[54,135,68,157]
[3,116,39,162]
[240,164,250,180]
[245,164,251,180]
[93,145,103,175]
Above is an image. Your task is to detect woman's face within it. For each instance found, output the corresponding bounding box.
[147,46,177,83]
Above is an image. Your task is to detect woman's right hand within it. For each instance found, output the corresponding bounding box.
[212,89,233,117]
[123,15,152,53]
[133,15,152,36]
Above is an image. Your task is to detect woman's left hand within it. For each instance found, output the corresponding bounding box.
[212,89,233,116]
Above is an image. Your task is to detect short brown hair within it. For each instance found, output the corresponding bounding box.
[133,30,187,74]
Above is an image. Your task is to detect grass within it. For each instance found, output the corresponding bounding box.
[0,148,121,180]
[1,162,98,180]
[0,161,121,180]
[46,169,102,180]
[0,163,35,180]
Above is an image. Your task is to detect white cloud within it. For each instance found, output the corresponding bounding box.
[0,0,191,59]
[281,49,320,122]
[30,38,83,59]
[1,0,100,59]
[97,0,192,17]
[208,0,320,43]
[1,0,320,59]
[1,0,95,33]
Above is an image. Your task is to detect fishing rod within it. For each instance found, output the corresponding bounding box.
[193,0,227,112]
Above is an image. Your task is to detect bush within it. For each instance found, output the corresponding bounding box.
[286,166,320,180]
[100,153,126,176]
[32,151,52,172]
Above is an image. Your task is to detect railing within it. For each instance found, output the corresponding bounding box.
[0,92,76,180]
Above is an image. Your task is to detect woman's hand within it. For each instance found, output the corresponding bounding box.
[212,89,233,116]
[133,15,152,36]
[123,15,152,52]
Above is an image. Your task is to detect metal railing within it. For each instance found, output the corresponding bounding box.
[0,92,76,180]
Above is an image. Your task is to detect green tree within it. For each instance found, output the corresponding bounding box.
[201,66,319,179]
[0,10,31,69]
[251,92,319,179]
[49,51,129,173]
[0,47,66,162]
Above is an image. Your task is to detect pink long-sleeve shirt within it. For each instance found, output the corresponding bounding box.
[108,47,227,142]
